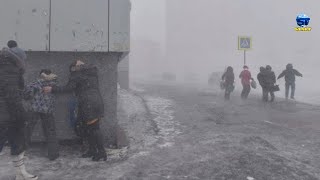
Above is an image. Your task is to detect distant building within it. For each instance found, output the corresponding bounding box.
[130,39,164,79]
[0,0,131,146]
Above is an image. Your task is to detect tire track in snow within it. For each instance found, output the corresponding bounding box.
[143,96,181,148]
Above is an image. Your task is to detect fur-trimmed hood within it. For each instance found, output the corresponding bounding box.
[40,72,58,81]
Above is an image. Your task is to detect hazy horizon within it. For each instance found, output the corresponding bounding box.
[130,0,320,103]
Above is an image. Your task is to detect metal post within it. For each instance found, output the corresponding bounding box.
[244,50,246,65]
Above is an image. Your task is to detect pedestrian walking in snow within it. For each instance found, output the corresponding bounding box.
[221,66,235,100]
[43,60,107,161]
[24,69,59,161]
[257,67,267,101]
[277,63,303,100]
[0,46,38,180]
[239,65,253,99]
[264,65,277,102]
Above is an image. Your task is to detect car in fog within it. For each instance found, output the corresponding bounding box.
[208,72,222,86]
[184,72,199,82]
[162,72,177,81]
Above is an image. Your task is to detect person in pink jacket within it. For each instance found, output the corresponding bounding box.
[239,65,253,99]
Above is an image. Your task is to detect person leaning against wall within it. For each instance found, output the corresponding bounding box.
[43,60,107,162]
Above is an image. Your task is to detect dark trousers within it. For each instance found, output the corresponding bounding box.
[83,120,105,154]
[27,112,59,159]
[285,82,295,99]
[224,84,233,100]
[0,87,26,155]
[0,130,7,152]
[0,123,25,155]
[241,84,251,99]
[224,90,231,100]
[262,88,275,102]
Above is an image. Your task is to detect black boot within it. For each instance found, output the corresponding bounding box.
[81,139,97,158]
[91,130,107,162]
[92,151,107,161]
[81,148,96,158]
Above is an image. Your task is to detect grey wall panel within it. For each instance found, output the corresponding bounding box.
[109,0,131,52]
[50,0,109,52]
[118,55,129,89]
[0,0,50,51]
[118,55,129,71]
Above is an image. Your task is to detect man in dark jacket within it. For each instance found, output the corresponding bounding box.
[1,40,28,152]
[0,47,38,179]
[44,60,106,161]
[0,41,27,154]
[265,65,276,102]
[277,64,303,99]
[7,40,27,73]
[257,67,267,101]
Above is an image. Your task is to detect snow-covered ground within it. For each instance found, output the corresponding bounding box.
[1,88,170,180]
[1,81,320,179]
[143,96,181,148]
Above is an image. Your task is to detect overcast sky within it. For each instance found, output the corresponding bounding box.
[131,0,166,48]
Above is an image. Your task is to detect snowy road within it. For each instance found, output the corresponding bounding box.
[1,81,320,180]
[120,81,320,180]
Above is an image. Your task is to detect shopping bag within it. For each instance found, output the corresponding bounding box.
[271,85,280,92]
[220,80,225,90]
[251,80,257,89]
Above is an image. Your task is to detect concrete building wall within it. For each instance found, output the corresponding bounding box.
[26,52,121,146]
[50,0,110,51]
[0,0,131,52]
[0,0,50,50]
[0,0,131,146]
[118,56,129,89]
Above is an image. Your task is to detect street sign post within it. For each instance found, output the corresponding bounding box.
[238,36,252,65]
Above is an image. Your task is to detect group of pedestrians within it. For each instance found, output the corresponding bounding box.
[221,64,303,101]
[0,41,107,180]
[221,65,254,100]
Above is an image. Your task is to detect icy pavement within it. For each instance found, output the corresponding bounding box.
[0,88,162,180]
[118,86,182,150]
[143,96,181,148]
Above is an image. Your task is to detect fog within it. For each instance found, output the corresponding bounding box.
[130,0,320,104]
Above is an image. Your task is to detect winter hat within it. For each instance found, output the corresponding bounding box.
[226,66,233,72]
[243,65,249,69]
[40,69,52,75]
[286,63,293,70]
[6,40,27,63]
[7,40,18,48]
[266,65,272,70]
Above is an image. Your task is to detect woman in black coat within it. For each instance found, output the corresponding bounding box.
[44,60,106,161]
[221,66,235,100]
